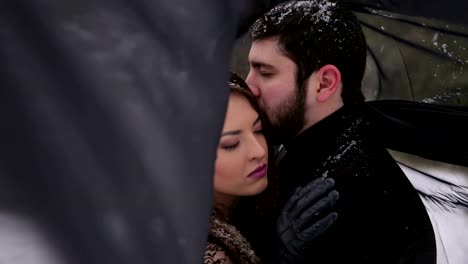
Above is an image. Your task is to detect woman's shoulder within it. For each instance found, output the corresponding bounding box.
[204,242,233,264]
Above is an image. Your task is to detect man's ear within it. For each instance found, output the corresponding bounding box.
[316,65,341,102]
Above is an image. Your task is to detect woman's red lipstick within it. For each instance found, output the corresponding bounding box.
[248,164,267,179]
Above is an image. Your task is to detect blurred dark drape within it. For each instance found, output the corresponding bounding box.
[0,0,279,263]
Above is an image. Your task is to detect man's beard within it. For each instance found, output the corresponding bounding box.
[265,84,307,145]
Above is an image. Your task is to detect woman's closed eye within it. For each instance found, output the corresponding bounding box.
[254,128,263,135]
[253,119,263,134]
[221,141,240,151]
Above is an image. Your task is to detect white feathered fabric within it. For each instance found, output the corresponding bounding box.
[390,150,468,264]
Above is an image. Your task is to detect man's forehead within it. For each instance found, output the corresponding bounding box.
[250,37,279,53]
[249,38,284,64]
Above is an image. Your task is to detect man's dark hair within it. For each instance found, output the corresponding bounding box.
[250,0,367,104]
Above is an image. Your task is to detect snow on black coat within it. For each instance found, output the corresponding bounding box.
[278,103,436,264]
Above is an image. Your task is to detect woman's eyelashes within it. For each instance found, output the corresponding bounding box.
[253,122,263,134]
[221,141,240,151]
[220,122,262,151]
[254,129,263,135]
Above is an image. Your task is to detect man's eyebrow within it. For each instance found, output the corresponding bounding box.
[221,130,241,137]
[250,60,275,69]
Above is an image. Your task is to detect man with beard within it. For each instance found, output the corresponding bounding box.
[245,1,436,263]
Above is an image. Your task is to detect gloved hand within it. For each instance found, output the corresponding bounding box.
[276,178,339,264]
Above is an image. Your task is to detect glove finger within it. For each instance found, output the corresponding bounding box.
[280,186,303,216]
[277,186,304,236]
[290,178,335,218]
[299,212,338,243]
[297,190,339,230]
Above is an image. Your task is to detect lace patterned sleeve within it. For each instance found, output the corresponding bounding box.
[204,242,233,264]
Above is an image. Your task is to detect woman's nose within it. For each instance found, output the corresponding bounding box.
[248,137,266,161]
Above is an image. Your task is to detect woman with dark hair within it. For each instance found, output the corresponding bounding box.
[203,72,339,264]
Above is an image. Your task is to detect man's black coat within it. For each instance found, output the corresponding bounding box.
[278,104,436,264]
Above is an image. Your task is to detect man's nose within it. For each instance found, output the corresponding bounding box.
[246,72,261,97]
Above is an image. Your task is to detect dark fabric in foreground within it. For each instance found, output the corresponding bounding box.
[0,1,278,263]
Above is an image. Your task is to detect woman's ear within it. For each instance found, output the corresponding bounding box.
[316,65,341,102]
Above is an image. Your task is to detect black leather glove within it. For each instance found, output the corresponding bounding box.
[276,178,339,264]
